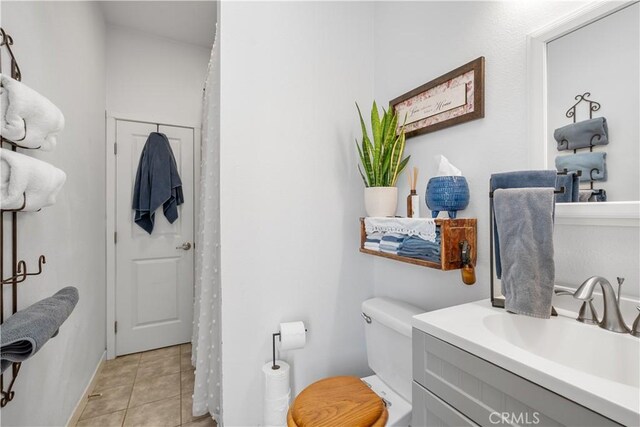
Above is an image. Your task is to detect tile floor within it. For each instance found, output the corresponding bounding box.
[76,343,216,427]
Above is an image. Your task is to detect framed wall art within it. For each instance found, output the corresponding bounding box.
[391,57,485,138]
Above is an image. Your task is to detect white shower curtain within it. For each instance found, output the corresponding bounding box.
[191,28,222,423]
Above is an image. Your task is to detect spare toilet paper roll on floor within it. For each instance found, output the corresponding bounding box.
[263,360,290,427]
[263,360,290,400]
[279,321,306,351]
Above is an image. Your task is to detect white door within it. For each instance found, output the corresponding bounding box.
[115,120,195,355]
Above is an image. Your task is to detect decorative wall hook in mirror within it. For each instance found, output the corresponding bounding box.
[527,1,640,226]
[565,92,601,123]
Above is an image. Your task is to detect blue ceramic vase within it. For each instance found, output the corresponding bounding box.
[426,176,470,219]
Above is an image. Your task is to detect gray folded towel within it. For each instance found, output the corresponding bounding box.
[494,189,555,319]
[555,152,607,182]
[553,117,608,151]
[555,171,579,203]
[1,287,79,372]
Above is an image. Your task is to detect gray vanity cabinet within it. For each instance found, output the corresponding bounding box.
[412,329,621,427]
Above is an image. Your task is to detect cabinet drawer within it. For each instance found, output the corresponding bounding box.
[413,381,478,427]
[413,328,620,426]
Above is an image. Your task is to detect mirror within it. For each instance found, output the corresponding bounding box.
[528,1,640,224]
[547,2,639,202]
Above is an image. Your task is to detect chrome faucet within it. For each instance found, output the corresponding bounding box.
[573,276,631,334]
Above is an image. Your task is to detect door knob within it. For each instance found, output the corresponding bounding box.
[176,242,192,251]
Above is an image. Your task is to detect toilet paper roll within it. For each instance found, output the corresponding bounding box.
[279,321,306,351]
[263,360,290,400]
[263,392,290,427]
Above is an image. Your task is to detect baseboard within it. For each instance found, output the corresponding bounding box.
[66,350,106,427]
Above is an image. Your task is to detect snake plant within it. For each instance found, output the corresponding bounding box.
[356,101,410,187]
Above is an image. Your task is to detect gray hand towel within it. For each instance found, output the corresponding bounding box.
[555,171,579,203]
[490,170,557,279]
[132,132,184,234]
[494,189,555,319]
[1,287,79,372]
[553,117,608,151]
[555,152,607,182]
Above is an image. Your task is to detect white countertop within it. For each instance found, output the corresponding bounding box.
[412,300,640,426]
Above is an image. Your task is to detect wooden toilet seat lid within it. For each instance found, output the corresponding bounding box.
[287,376,388,427]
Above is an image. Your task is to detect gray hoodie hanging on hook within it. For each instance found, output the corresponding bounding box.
[132,132,184,234]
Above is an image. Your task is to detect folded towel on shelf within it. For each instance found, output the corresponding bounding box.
[132,132,184,234]
[380,240,402,249]
[555,152,607,182]
[0,74,65,151]
[365,232,384,243]
[0,148,66,211]
[490,170,557,279]
[364,217,437,242]
[379,233,406,253]
[397,235,441,263]
[494,188,555,318]
[555,171,580,203]
[553,117,608,151]
[1,287,79,373]
[579,189,607,202]
[380,232,406,243]
[364,242,380,251]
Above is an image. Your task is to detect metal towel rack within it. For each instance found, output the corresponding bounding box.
[489,177,565,313]
[561,92,606,198]
[1,27,47,408]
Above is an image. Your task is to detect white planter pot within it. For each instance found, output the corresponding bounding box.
[364,187,398,217]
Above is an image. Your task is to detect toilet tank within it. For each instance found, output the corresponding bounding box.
[362,297,423,403]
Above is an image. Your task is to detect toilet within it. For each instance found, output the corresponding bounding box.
[287,297,423,426]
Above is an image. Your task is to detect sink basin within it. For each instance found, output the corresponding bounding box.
[483,312,639,387]
[413,300,640,426]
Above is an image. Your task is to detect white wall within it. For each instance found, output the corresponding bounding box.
[219,2,375,425]
[1,2,107,426]
[106,24,211,126]
[547,2,639,202]
[370,1,640,309]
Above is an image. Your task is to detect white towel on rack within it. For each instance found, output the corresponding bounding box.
[0,74,64,151]
[0,148,66,211]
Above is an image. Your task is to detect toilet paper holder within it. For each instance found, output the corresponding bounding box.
[271,327,308,370]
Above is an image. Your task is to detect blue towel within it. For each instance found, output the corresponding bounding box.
[380,233,406,243]
[132,132,184,234]
[555,152,606,182]
[1,287,79,373]
[397,235,441,262]
[553,117,608,151]
[555,171,579,203]
[490,170,557,279]
[379,233,405,253]
[401,235,440,250]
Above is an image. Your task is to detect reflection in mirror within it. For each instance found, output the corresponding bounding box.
[546,2,639,203]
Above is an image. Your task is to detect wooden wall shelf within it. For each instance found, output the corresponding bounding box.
[359,218,477,271]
